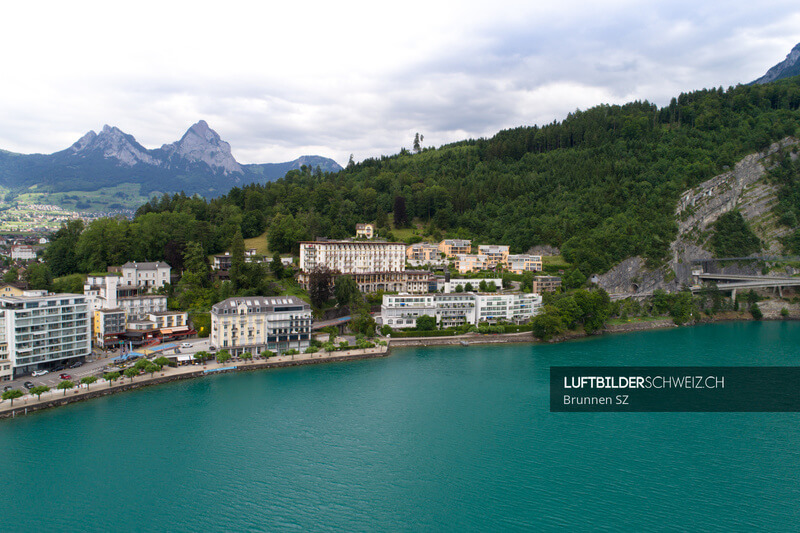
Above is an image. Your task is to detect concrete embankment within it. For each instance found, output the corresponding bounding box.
[0,346,389,420]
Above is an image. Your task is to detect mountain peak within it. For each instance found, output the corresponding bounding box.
[752,43,800,84]
[162,120,242,175]
[69,125,158,167]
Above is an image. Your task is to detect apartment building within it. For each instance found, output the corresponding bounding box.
[94,308,126,348]
[439,239,472,258]
[475,293,541,324]
[211,296,312,356]
[506,254,543,274]
[356,223,375,239]
[455,254,488,274]
[406,243,441,262]
[381,291,541,330]
[477,245,510,268]
[118,261,171,292]
[0,291,91,377]
[531,276,562,293]
[84,273,167,322]
[442,278,503,293]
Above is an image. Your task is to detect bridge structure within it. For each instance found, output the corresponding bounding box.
[691,273,800,298]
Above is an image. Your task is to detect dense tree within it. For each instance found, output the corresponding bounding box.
[416,314,437,331]
[57,380,75,396]
[30,385,50,400]
[24,263,52,290]
[709,210,762,258]
[393,196,408,227]
[81,376,98,391]
[2,389,23,406]
[308,266,334,308]
[103,371,120,387]
[334,275,361,308]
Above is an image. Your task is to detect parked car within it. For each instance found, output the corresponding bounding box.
[69,361,83,369]
[59,373,72,380]
[32,370,48,377]
[180,342,192,348]
[3,385,12,392]
[53,365,66,372]
[23,382,34,389]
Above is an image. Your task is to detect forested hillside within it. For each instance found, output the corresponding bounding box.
[47,77,800,277]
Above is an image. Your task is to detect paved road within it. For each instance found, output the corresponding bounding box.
[3,338,210,392]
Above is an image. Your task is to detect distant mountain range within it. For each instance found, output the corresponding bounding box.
[0,120,342,198]
[752,43,800,84]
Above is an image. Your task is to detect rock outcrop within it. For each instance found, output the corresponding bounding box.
[752,43,800,84]
[598,138,799,296]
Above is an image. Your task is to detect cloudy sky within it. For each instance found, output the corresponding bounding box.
[2,1,799,166]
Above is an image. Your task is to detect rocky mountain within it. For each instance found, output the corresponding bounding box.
[598,138,798,296]
[0,121,341,197]
[752,43,800,84]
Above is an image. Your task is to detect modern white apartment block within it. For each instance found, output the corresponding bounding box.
[211,296,312,356]
[119,261,171,291]
[442,278,503,293]
[475,293,541,324]
[439,239,472,257]
[477,245,510,268]
[506,254,543,274]
[0,291,91,377]
[381,291,541,330]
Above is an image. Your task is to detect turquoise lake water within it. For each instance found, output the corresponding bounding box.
[3,321,800,531]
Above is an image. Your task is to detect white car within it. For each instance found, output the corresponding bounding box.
[32,370,49,377]
[180,342,192,348]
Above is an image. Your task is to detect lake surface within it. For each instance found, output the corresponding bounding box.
[3,322,800,531]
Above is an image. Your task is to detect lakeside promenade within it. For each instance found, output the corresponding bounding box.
[0,345,389,419]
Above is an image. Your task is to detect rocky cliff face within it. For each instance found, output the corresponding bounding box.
[158,120,243,176]
[69,125,161,167]
[598,138,799,295]
[752,43,800,84]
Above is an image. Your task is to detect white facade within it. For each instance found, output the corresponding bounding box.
[10,245,37,261]
[120,261,171,291]
[381,292,542,330]
[83,274,167,321]
[442,278,503,293]
[0,292,91,377]
[300,241,405,274]
[211,296,312,356]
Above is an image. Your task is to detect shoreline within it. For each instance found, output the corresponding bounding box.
[3,310,795,419]
[0,346,389,420]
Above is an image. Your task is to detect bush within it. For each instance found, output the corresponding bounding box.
[749,303,763,320]
[781,307,790,317]
[305,346,319,354]
[380,325,393,336]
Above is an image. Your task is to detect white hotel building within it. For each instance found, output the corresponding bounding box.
[0,291,91,379]
[380,292,542,330]
[299,240,420,293]
[211,296,312,356]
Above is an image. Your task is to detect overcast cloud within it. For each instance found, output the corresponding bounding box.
[1,0,799,166]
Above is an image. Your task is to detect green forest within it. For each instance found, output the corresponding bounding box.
[45,76,800,279]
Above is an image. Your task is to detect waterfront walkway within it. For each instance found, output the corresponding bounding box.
[0,345,388,418]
